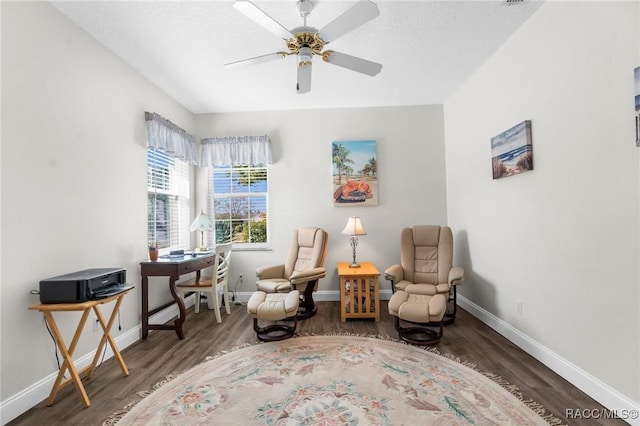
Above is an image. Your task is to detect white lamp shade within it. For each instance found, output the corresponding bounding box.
[190,210,213,232]
[341,216,366,236]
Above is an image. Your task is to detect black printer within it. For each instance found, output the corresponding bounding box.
[39,267,127,304]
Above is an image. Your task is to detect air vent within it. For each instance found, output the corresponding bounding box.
[502,0,527,5]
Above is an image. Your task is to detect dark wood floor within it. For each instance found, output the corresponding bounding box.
[10,301,623,425]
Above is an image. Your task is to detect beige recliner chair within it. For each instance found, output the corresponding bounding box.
[256,227,328,319]
[386,226,465,344]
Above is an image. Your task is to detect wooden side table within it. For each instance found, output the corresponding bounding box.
[28,290,131,407]
[337,262,380,322]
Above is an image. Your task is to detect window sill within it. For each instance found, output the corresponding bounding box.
[231,245,272,252]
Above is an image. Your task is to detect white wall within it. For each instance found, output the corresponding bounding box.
[8,0,638,422]
[195,106,449,296]
[0,2,449,422]
[444,0,639,408]
[1,0,194,410]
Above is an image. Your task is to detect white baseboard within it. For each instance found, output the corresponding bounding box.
[0,297,193,426]
[458,296,640,426]
[0,325,140,425]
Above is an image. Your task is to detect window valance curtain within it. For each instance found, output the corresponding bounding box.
[199,135,272,167]
[145,112,198,165]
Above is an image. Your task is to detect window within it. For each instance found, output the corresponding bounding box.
[147,147,190,250]
[208,165,269,248]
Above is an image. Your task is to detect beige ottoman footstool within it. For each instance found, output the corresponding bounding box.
[247,290,299,341]
[388,290,447,346]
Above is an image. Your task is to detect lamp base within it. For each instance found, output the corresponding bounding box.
[198,246,209,252]
[348,236,361,268]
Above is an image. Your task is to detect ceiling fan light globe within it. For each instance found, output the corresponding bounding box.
[298,46,313,64]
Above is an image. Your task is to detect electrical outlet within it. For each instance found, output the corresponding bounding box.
[235,273,244,305]
[93,316,100,332]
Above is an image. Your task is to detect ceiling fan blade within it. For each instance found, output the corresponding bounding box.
[225,52,288,67]
[233,0,293,40]
[318,0,380,43]
[297,62,312,94]
[322,50,382,76]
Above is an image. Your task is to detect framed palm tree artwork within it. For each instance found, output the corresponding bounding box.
[332,140,378,206]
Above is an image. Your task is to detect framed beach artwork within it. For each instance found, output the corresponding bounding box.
[491,120,533,180]
[635,66,639,147]
[332,140,378,206]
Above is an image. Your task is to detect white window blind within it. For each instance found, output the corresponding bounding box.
[148,147,190,250]
[207,165,269,248]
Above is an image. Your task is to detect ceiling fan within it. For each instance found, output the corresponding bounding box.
[227,0,383,94]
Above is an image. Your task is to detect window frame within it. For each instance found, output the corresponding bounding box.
[207,164,270,250]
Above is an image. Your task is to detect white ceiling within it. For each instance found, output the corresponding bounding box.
[50,0,543,114]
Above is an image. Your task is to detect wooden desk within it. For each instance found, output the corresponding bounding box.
[28,290,131,408]
[140,253,216,339]
[337,262,380,322]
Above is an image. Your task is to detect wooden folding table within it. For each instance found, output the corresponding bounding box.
[28,289,131,407]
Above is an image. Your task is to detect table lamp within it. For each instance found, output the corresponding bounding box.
[190,209,213,251]
[341,216,367,268]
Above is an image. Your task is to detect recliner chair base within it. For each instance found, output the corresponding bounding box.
[296,306,317,320]
[395,317,443,346]
[443,286,457,325]
[253,317,297,342]
[296,282,317,319]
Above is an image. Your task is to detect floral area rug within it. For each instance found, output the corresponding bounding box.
[105,335,561,425]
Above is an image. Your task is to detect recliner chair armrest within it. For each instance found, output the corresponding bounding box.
[384,264,404,282]
[448,266,465,285]
[289,267,327,284]
[256,264,285,280]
